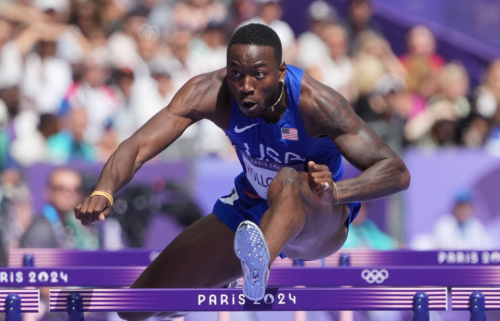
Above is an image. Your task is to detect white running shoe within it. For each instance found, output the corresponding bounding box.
[234,220,270,301]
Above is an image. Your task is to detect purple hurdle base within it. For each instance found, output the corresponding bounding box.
[50,288,446,321]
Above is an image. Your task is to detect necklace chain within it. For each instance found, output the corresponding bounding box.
[269,80,284,112]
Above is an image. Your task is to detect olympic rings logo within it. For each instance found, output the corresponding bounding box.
[361,269,389,284]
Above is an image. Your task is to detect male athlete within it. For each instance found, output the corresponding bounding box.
[75,24,410,320]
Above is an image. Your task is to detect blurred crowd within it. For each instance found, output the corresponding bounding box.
[0,0,499,255]
[0,0,499,172]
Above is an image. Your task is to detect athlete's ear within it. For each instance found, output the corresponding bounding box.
[279,62,287,81]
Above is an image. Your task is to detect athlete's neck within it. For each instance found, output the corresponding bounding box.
[260,86,288,124]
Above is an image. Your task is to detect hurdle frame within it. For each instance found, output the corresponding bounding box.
[0,290,40,321]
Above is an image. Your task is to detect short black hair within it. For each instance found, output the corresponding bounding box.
[228,23,282,67]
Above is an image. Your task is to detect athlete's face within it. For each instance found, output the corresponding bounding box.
[227,44,285,118]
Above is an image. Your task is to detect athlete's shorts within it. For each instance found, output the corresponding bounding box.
[213,172,361,259]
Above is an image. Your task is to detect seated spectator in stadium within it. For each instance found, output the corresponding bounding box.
[192,22,228,72]
[356,74,408,155]
[476,59,500,121]
[355,31,407,78]
[296,0,338,71]
[0,18,23,89]
[107,8,148,71]
[405,62,470,147]
[226,0,257,33]
[475,60,500,153]
[163,30,205,89]
[20,168,99,249]
[0,168,32,250]
[47,108,97,163]
[307,25,353,100]
[343,0,383,55]
[239,0,297,63]
[400,25,445,72]
[173,0,227,34]
[63,49,119,144]
[20,38,72,114]
[342,202,397,250]
[433,188,493,250]
[10,113,60,166]
[405,56,439,119]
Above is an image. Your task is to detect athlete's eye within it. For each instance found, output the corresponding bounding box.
[232,70,241,77]
[255,71,265,79]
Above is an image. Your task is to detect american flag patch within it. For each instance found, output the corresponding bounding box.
[281,127,299,140]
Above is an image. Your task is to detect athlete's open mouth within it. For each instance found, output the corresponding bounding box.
[242,101,257,109]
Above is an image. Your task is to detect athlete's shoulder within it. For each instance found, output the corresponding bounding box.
[298,71,349,137]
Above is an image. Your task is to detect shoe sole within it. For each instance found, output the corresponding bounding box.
[234,221,270,301]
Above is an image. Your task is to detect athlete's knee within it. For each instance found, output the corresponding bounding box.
[267,167,301,201]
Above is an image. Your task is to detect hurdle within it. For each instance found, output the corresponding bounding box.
[451,287,500,321]
[10,248,500,267]
[49,288,446,321]
[0,290,39,321]
[3,266,500,287]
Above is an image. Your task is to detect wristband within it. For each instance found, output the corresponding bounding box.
[90,191,114,205]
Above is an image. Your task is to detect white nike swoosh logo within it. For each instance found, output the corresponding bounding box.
[234,123,259,133]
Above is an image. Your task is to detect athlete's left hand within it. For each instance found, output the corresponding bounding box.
[307,161,335,205]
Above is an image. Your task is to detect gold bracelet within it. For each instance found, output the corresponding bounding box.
[332,181,340,205]
[90,191,114,205]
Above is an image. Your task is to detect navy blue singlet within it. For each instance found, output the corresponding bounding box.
[213,65,360,240]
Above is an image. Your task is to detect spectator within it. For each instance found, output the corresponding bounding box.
[47,108,97,163]
[343,202,397,250]
[405,62,470,147]
[306,24,353,100]
[0,18,23,89]
[356,73,408,154]
[344,0,383,55]
[20,168,99,249]
[63,49,119,144]
[432,188,493,250]
[400,25,445,72]
[476,59,500,120]
[0,169,32,250]
[239,0,297,63]
[191,23,228,72]
[173,0,227,34]
[296,0,338,71]
[10,113,60,166]
[405,56,439,119]
[20,38,73,114]
[107,7,148,70]
[226,0,257,33]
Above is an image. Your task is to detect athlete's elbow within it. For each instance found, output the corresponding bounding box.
[394,159,410,192]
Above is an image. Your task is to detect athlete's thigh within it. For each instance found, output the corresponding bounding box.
[283,173,350,260]
[131,214,242,289]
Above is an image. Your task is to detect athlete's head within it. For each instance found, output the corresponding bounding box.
[227,23,286,118]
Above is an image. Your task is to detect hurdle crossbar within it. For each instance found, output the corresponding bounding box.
[49,288,447,312]
[4,266,500,287]
[11,249,500,267]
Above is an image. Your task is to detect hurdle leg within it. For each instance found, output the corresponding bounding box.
[412,291,429,321]
[67,293,84,321]
[469,291,487,321]
[5,293,21,321]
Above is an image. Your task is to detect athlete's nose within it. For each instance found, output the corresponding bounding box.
[241,75,255,95]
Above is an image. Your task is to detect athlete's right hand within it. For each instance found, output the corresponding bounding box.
[74,195,112,226]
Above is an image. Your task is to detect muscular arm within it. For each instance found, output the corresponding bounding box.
[303,76,410,203]
[76,72,227,224]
